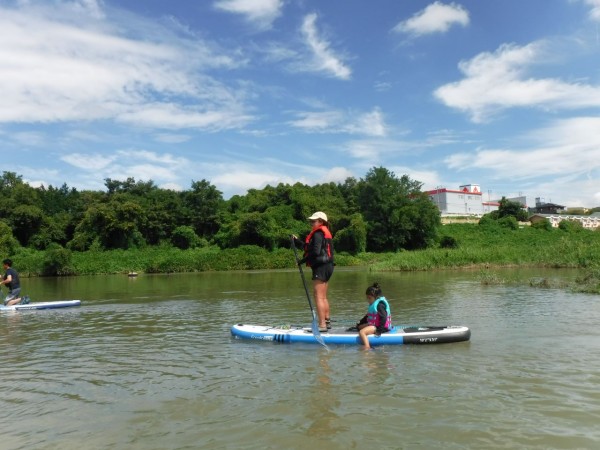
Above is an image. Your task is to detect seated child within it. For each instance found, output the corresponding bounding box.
[356,282,392,349]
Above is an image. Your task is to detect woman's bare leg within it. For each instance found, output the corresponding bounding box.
[313,280,329,328]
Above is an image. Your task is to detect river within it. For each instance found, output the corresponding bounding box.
[1,268,598,449]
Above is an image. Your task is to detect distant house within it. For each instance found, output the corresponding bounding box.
[531,198,565,214]
[529,213,600,229]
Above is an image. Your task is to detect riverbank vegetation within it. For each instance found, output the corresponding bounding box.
[0,167,439,257]
[7,220,600,274]
[2,170,600,294]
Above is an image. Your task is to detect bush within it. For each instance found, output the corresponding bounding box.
[531,218,553,231]
[42,245,76,276]
[498,216,518,230]
[439,235,459,249]
[559,219,584,233]
[478,214,499,228]
[171,226,200,249]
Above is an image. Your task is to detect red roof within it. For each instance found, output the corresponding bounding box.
[427,188,482,196]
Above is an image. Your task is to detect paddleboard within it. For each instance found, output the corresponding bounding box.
[231,323,470,346]
[1,300,82,312]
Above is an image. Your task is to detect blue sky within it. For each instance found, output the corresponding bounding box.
[1,0,600,207]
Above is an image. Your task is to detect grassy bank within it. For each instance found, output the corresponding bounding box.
[370,223,600,271]
[8,224,600,279]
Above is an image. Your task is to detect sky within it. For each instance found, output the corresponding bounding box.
[1,0,600,208]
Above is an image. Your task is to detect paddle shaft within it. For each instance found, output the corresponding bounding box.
[290,236,328,348]
[290,236,317,320]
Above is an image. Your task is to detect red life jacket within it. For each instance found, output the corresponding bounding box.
[304,225,334,266]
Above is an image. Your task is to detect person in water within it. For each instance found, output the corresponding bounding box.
[1,259,22,306]
[356,283,392,349]
[292,211,335,332]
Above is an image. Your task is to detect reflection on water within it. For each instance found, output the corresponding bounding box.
[306,351,346,438]
[0,268,599,449]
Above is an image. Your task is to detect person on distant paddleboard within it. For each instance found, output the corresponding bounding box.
[1,259,23,306]
[356,283,392,349]
[292,211,335,332]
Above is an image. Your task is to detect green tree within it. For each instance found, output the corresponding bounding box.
[140,188,183,245]
[71,197,146,250]
[183,180,223,238]
[0,221,19,255]
[30,213,70,249]
[11,204,44,246]
[237,212,278,250]
[497,197,528,221]
[356,167,439,251]
[333,213,367,254]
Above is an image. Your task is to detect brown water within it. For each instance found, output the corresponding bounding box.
[1,268,599,449]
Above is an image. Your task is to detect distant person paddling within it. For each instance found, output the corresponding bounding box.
[1,259,22,306]
[292,211,335,332]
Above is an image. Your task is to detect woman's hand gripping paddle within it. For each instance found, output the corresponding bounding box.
[290,235,328,348]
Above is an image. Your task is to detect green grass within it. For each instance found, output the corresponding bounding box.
[370,224,600,271]
[7,224,600,294]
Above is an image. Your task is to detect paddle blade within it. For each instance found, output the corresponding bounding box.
[311,317,328,349]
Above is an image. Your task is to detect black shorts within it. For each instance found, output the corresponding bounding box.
[311,263,334,282]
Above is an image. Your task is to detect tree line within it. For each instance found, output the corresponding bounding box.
[0,167,442,257]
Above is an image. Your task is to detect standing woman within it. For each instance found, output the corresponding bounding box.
[293,211,335,332]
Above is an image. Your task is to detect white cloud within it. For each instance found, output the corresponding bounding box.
[61,153,116,170]
[11,131,46,147]
[0,2,252,130]
[345,140,382,160]
[321,167,354,183]
[117,103,254,131]
[444,117,600,180]
[59,149,190,189]
[374,81,392,92]
[347,108,386,136]
[441,117,600,206]
[211,167,297,194]
[114,163,179,182]
[434,42,600,122]
[116,149,188,166]
[202,157,356,197]
[160,182,184,191]
[68,0,106,19]
[393,1,469,37]
[214,0,283,30]
[154,133,192,144]
[289,111,343,131]
[289,107,386,136]
[296,13,352,80]
[584,0,600,21]
[341,131,447,162]
[390,166,441,188]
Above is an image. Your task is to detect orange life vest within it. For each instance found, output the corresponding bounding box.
[304,225,334,266]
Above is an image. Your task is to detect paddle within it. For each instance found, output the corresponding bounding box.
[290,235,327,348]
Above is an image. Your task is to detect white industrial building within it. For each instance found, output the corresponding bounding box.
[426,184,500,216]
